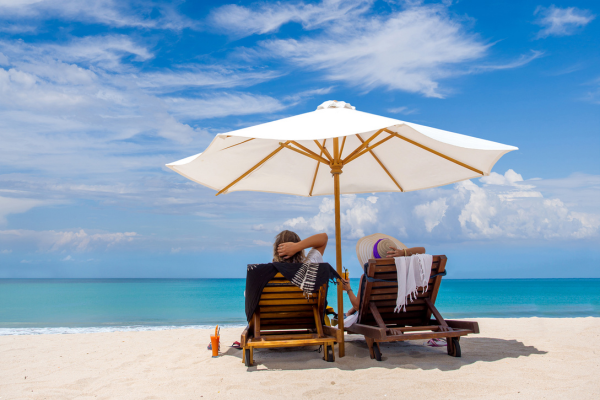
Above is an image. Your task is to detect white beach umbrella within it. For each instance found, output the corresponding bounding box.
[166,100,517,356]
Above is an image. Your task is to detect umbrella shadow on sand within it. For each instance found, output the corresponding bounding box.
[221,335,546,372]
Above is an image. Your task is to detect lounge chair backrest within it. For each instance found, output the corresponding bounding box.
[357,255,447,328]
[257,273,325,333]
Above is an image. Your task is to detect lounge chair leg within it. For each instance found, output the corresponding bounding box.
[447,337,461,357]
[365,337,376,359]
[245,348,253,367]
[323,343,335,362]
[373,342,382,361]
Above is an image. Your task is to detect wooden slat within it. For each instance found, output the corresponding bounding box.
[258,324,316,331]
[259,299,317,306]
[259,305,314,313]
[262,286,304,293]
[260,330,314,336]
[246,338,335,348]
[257,333,319,340]
[261,318,314,326]
[260,311,314,319]
[370,287,398,295]
[376,329,471,342]
[260,292,314,300]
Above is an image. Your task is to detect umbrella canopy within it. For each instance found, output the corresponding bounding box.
[166,100,517,357]
[167,100,517,197]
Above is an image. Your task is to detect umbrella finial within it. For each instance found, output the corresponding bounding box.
[316,100,356,111]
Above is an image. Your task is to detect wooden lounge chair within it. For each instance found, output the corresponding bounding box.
[346,255,479,360]
[241,273,342,366]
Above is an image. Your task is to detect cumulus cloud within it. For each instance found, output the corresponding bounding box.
[534,5,595,38]
[274,170,600,244]
[0,228,137,252]
[278,195,379,239]
[414,198,448,232]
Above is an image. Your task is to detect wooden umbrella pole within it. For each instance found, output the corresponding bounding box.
[331,138,345,358]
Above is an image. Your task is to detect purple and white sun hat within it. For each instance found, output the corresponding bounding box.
[356,233,408,267]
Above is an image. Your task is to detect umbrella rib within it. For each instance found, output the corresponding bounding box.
[290,141,329,162]
[280,142,329,164]
[313,140,333,162]
[220,138,254,151]
[356,134,404,192]
[339,136,346,159]
[216,141,290,196]
[309,139,326,196]
[342,129,384,164]
[344,133,395,164]
[384,129,484,175]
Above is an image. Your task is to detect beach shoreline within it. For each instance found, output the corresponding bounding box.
[1,317,599,399]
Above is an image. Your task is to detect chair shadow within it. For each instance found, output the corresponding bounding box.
[221,334,547,372]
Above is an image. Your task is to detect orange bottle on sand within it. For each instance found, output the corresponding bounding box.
[211,325,220,357]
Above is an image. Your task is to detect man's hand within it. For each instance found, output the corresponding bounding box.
[386,246,406,257]
[277,242,300,259]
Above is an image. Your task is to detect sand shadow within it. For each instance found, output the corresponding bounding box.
[221,334,547,372]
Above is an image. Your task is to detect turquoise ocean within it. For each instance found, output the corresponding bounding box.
[1,279,599,335]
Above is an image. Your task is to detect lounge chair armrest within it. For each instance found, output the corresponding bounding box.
[323,326,343,342]
[434,319,480,334]
[446,320,479,334]
[241,324,251,345]
[346,323,386,340]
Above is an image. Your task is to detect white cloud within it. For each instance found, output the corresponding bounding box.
[257,4,489,98]
[253,240,272,246]
[470,51,544,72]
[278,195,379,239]
[0,35,297,182]
[62,255,72,261]
[387,106,418,115]
[414,198,448,232]
[208,0,371,37]
[166,93,287,120]
[0,0,195,31]
[534,5,595,38]
[136,67,281,91]
[0,249,12,254]
[273,170,600,243]
[0,229,137,252]
[0,196,55,224]
[170,247,181,253]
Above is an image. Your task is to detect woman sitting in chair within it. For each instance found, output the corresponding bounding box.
[342,233,425,319]
[274,230,328,264]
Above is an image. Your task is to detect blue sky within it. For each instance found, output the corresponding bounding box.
[0,0,598,278]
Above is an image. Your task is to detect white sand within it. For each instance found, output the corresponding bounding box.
[1,318,599,399]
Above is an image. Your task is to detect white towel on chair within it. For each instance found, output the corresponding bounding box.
[394,254,433,312]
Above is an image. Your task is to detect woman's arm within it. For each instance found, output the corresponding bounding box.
[342,277,362,314]
[278,233,328,259]
[386,246,425,258]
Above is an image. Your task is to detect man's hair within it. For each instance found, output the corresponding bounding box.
[273,230,305,263]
